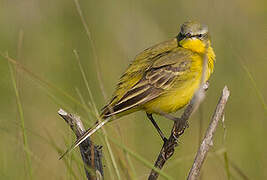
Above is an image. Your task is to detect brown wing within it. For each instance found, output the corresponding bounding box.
[107,39,178,106]
[101,52,192,118]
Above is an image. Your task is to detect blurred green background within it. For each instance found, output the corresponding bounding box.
[0,0,266,179]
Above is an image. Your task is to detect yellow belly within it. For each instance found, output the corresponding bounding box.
[143,76,200,114]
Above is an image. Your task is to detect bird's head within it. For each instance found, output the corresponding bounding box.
[177,21,211,53]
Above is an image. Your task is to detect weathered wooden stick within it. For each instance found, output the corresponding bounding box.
[187,86,230,180]
[58,109,103,180]
[148,85,230,180]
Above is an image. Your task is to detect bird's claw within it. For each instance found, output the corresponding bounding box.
[163,137,168,144]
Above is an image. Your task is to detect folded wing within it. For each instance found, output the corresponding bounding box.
[101,49,192,118]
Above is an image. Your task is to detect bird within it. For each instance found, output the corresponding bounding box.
[59,21,215,159]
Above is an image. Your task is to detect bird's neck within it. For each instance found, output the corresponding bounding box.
[179,38,215,72]
[179,38,206,53]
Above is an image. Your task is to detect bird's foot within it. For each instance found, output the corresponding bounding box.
[163,137,168,144]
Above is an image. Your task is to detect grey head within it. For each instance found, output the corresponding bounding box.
[177,21,209,41]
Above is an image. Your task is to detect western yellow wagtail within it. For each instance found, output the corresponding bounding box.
[60,21,215,159]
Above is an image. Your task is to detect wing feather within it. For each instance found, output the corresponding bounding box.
[101,47,192,118]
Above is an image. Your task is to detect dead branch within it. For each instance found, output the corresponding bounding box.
[148,86,230,180]
[58,109,103,180]
[187,86,230,180]
[148,98,195,180]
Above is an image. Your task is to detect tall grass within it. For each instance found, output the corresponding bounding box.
[240,63,267,115]
[1,0,266,179]
[73,49,121,180]
[3,43,175,179]
[8,58,32,179]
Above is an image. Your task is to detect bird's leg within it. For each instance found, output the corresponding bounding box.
[160,113,180,122]
[160,113,189,128]
[146,113,167,143]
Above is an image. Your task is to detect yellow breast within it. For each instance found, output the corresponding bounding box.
[143,47,215,114]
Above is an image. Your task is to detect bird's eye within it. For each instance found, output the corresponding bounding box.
[185,33,191,37]
[197,34,203,38]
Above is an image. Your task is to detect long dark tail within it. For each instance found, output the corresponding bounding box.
[59,118,110,160]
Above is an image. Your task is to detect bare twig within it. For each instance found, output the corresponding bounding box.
[148,98,194,180]
[148,85,230,180]
[58,109,103,180]
[148,81,209,180]
[187,86,230,180]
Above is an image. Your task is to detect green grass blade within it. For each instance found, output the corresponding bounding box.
[73,50,121,180]
[73,0,107,100]
[124,151,138,180]
[242,66,267,113]
[222,115,231,180]
[1,53,90,113]
[107,137,174,180]
[0,125,60,179]
[224,152,231,180]
[8,60,33,179]
[45,130,80,179]
[239,61,267,115]
[73,50,99,115]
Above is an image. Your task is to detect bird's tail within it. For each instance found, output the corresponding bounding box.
[59,118,110,160]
